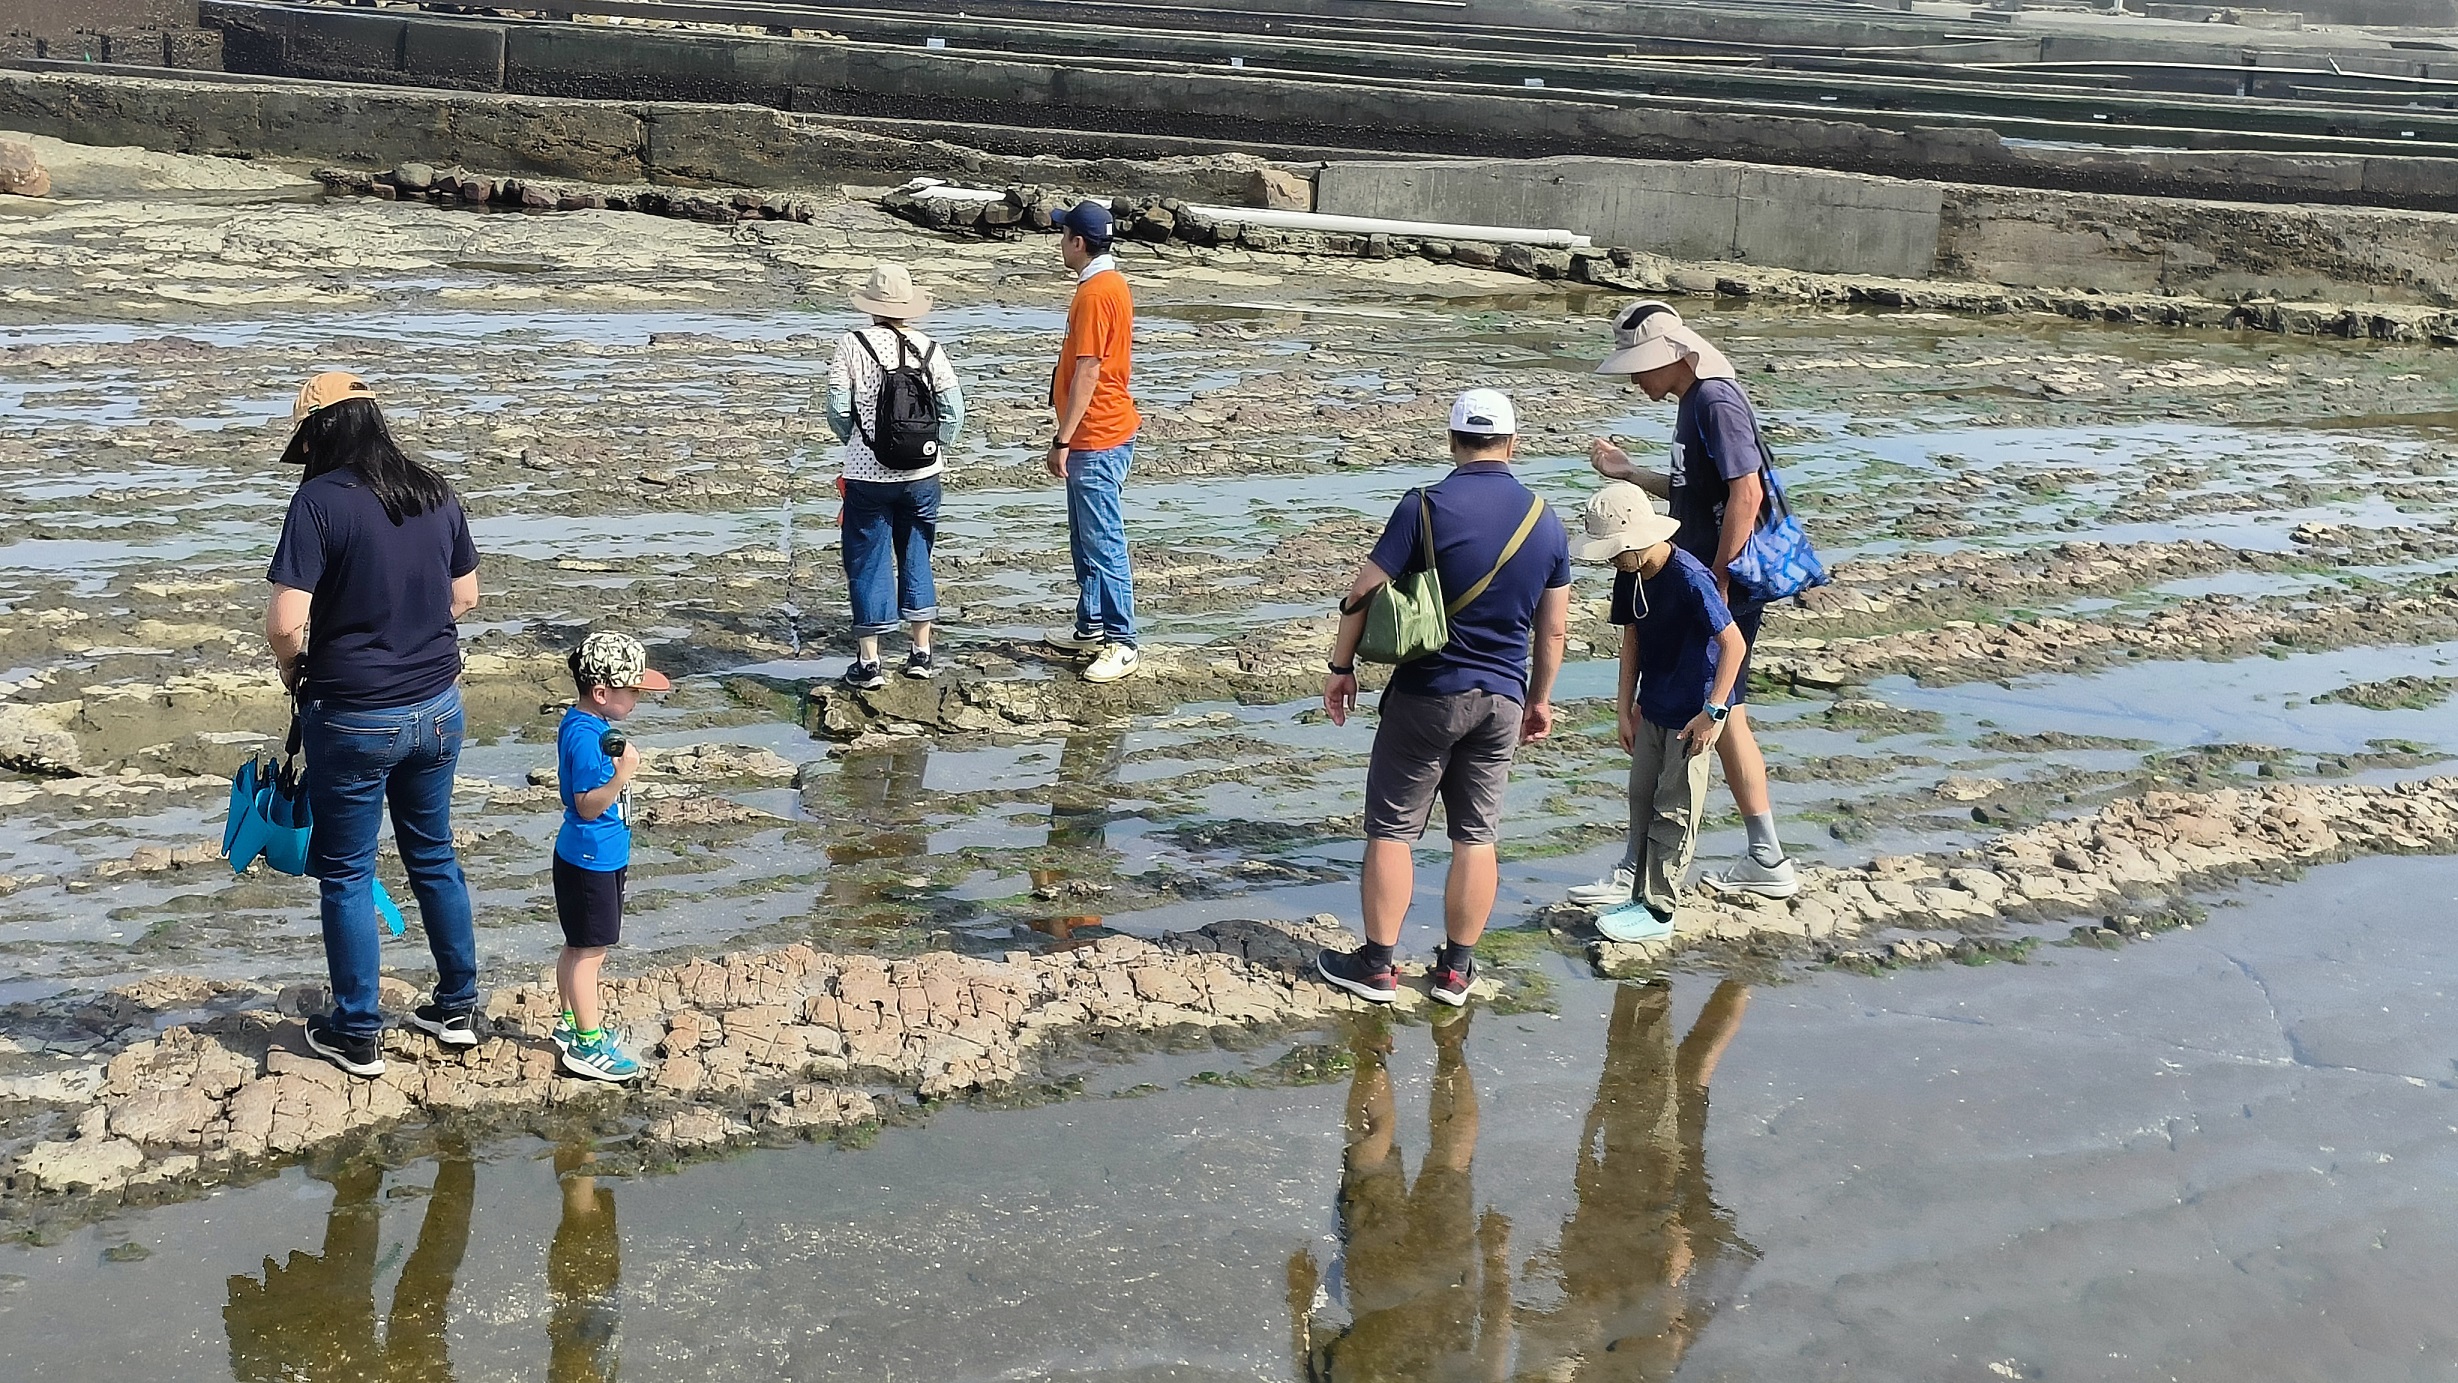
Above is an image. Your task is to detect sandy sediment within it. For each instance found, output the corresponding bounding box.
[1587,776,2458,975]
[0,914,1420,1206]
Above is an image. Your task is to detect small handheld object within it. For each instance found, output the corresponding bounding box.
[600,728,629,759]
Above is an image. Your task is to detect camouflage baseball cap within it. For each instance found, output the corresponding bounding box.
[572,632,672,691]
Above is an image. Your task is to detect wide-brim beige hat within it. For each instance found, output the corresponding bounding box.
[850,262,932,318]
[1575,481,1682,561]
[1595,300,1735,380]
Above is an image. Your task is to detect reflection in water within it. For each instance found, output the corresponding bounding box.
[1299,1011,1514,1382]
[1027,725,1127,945]
[1298,980,1755,1381]
[224,1150,475,1382]
[550,1145,623,1383]
[1514,979,1757,1380]
[823,737,932,915]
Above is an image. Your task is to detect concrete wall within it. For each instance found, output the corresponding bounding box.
[1319,154,2458,304]
[1316,158,1944,279]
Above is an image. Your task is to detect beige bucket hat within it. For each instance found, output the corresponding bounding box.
[1594,300,1735,380]
[850,262,932,319]
[1576,482,1682,562]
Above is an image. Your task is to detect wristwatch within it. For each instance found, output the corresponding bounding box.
[1328,661,1356,676]
[1705,701,1730,723]
[1049,435,1073,451]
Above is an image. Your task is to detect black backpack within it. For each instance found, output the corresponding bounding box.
[852,328,944,470]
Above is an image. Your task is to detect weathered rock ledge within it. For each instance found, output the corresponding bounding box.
[1589,776,2458,975]
[1,915,1400,1206]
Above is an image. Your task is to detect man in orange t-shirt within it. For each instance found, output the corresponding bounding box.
[1042,200,1144,683]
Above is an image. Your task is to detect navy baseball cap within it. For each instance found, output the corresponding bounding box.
[1057,200,1115,243]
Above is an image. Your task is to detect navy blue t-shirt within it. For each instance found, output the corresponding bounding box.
[267,469,478,709]
[1609,548,1734,730]
[1670,377,1768,574]
[1366,462,1572,704]
[556,707,630,870]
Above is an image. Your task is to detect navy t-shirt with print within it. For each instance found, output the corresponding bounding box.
[556,707,630,871]
[1669,377,1768,575]
[1366,462,1572,704]
[266,469,478,709]
[1609,548,1734,730]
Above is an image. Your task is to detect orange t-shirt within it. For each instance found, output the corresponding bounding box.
[1053,267,1140,450]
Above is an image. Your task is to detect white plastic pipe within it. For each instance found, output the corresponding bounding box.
[896,178,1007,203]
[1184,204,1592,248]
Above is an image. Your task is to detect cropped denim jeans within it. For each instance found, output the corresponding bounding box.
[301,685,478,1037]
[1063,440,1137,646]
[840,476,941,636]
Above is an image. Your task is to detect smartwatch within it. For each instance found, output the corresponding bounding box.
[1328,661,1356,677]
[1050,435,1073,451]
[1705,701,1730,723]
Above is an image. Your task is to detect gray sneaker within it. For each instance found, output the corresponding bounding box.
[1702,852,1801,900]
[1566,863,1638,908]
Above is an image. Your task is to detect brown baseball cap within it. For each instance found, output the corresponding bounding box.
[290,372,375,426]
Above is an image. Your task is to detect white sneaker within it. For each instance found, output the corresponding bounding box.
[1595,901,1675,944]
[1082,643,1141,683]
[1044,626,1105,656]
[1566,863,1638,908]
[1702,852,1801,900]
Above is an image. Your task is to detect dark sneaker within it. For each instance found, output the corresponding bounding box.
[1316,947,1398,1004]
[841,659,886,691]
[903,648,937,680]
[303,1015,386,1079]
[407,1002,480,1049]
[1428,951,1477,1008]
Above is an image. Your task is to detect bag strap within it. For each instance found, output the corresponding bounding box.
[1445,494,1546,616]
[1414,488,1436,576]
[1747,420,1794,529]
[849,329,888,449]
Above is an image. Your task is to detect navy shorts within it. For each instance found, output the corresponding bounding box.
[552,856,625,949]
[1729,600,1763,706]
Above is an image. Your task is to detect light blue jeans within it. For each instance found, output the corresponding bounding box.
[301,685,478,1037]
[1064,440,1137,646]
[841,476,941,636]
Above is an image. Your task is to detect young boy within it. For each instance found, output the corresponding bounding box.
[1576,484,1747,943]
[554,631,670,1081]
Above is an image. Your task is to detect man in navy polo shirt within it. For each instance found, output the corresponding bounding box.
[1317,389,1573,1009]
[1585,302,1801,902]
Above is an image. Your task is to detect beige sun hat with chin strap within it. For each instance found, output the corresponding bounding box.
[1575,482,1682,562]
[1595,300,1735,381]
[850,262,932,319]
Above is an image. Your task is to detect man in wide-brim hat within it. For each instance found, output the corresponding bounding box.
[1581,302,1801,903]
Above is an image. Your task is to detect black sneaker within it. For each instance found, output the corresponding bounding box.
[303,1015,386,1078]
[841,659,886,691]
[903,648,936,680]
[1428,950,1477,1008]
[1316,947,1398,1004]
[407,1001,481,1049]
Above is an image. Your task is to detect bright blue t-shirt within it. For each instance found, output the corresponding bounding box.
[555,708,629,871]
[1365,462,1573,704]
[1610,548,1735,730]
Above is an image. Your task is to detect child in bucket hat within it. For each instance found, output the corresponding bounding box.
[1576,484,1747,945]
[551,632,672,1081]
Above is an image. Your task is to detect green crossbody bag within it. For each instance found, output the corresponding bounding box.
[1356,488,1548,665]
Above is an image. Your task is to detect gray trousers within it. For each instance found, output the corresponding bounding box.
[1627,720,1714,915]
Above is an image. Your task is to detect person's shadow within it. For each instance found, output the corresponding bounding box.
[1512,977,1759,1380]
[1293,1010,1515,1382]
[224,1147,476,1382]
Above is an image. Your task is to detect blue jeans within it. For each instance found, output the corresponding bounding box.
[302,685,477,1037]
[1064,441,1136,646]
[841,476,941,637]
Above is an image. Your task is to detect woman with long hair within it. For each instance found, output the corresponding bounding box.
[264,372,483,1078]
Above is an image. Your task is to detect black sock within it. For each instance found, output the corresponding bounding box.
[1360,939,1396,971]
[1439,940,1475,970]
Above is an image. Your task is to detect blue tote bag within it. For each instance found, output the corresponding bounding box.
[1725,434,1829,605]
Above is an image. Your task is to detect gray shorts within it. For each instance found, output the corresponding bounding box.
[1363,690,1520,845]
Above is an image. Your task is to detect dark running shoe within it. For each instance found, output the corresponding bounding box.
[303,1015,386,1079]
[903,648,937,680]
[407,1002,481,1049]
[841,659,887,691]
[1316,947,1398,1004]
[1428,951,1477,1008]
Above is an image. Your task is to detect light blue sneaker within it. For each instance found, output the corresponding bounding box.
[551,1017,623,1053]
[1595,901,1676,944]
[561,1031,641,1083]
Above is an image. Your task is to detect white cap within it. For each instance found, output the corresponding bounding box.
[1449,388,1516,437]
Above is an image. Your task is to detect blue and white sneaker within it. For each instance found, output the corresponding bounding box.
[1595,901,1676,944]
[561,1031,641,1083]
[551,1017,623,1053]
